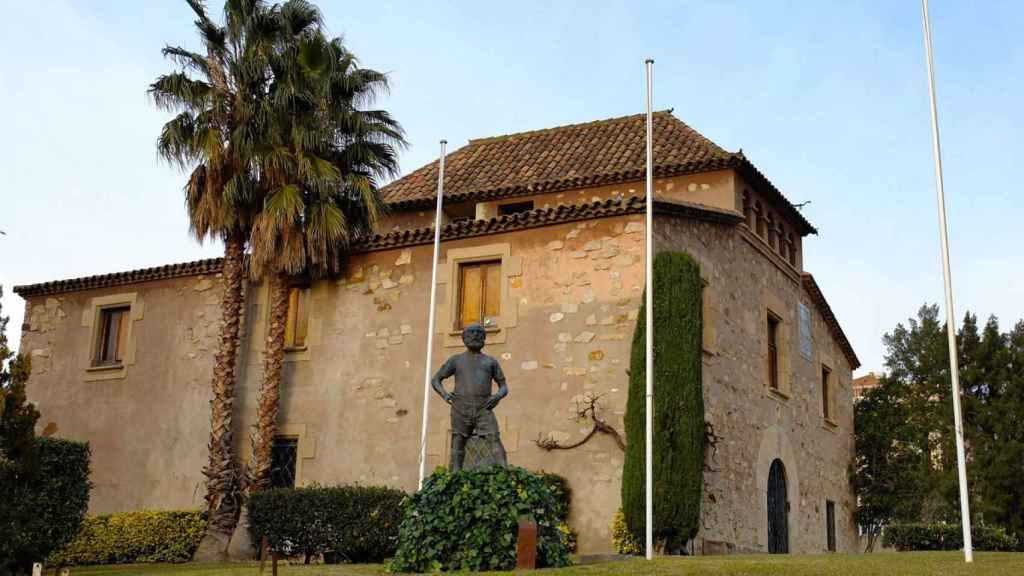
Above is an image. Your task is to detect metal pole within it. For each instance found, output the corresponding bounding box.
[643,58,655,561]
[417,140,447,489]
[921,0,973,563]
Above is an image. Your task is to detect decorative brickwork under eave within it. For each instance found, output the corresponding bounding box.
[801,273,860,370]
[13,197,741,298]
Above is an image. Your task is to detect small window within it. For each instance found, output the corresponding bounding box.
[754,201,765,237]
[767,313,781,391]
[284,285,310,349]
[458,260,501,329]
[787,233,797,266]
[826,500,836,552]
[822,365,833,421]
[742,191,753,229]
[93,306,130,367]
[270,437,298,488]
[497,201,534,217]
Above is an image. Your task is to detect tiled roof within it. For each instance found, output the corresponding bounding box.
[12,259,225,299]
[14,197,741,297]
[382,111,814,234]
[801,273,860,370]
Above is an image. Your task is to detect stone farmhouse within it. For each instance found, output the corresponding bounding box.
[15,111,860,555]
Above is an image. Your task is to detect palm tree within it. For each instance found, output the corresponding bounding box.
[244,9,405,489]
[149,0,280,558]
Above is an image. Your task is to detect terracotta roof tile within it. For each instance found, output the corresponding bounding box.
[381,111,814,234]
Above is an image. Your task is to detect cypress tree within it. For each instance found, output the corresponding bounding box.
[621,251,704,551]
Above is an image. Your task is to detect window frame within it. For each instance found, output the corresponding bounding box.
[767,312,781,392]
[92,305,131,367]
[440,243,521,347]
[83,292,142,381]
[821,364,834,423]
[269,435,300,489]
[826,500,837,552]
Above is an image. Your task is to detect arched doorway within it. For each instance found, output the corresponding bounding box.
[767,458,789,554]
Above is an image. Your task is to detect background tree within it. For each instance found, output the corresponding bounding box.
[244,6,405,490]
[855,305,1024,547]
[150,0,280,557]
[0,286,40,482]
[850,378,928,551]
[621,251,704,553]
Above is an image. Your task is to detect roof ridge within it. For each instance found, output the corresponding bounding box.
[466,110,676,145]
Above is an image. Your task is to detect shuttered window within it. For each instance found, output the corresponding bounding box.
[458,261,501,329]
[93,306,130,366]
[285,286,310,349]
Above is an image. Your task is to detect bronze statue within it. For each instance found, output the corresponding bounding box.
[431,324,508,472]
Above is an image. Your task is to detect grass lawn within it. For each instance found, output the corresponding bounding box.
[67,552,1023,576]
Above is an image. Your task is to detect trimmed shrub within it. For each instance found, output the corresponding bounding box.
[883,523,1020,552]
[611,508,642,555]
[0,438,91,575]
[48,511,205,565]
[248,484,405,563]
[389,467,571,572]
[621,251,705,550]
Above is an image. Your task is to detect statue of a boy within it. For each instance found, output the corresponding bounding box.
[431,323,509,472]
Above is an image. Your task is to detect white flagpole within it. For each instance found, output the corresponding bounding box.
[920,0,973,563]
[643,58,655,561]
[417,140,447,489]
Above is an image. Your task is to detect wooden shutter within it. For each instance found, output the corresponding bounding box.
[285,286,309,348]
[460,265,483,327]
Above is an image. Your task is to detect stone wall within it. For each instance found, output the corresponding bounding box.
[19,174,856,555]
[229,214,646,553]
[20,274,222,512]
[654,216,857,554]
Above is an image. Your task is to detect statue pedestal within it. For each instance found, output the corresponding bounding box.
[463,435,506,471]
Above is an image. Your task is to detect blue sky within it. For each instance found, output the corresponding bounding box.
[2,0,1022,374]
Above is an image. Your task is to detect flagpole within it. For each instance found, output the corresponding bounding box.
[643,58,655,561]
[417,140,447,489]
[920,0,973,563]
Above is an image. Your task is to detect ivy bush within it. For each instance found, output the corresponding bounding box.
[539,472,577,553]
[389,467,571,572]
[248,484,405,563]
[48,510,204,565]
[0,438,91,575]
[621,251,705,551]
[883,523,1020,552]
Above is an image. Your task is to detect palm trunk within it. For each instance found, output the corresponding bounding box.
[193,232,246,561]
[249,272,289,490]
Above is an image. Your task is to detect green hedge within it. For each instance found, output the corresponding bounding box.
[48,510,205,565]
[883,523,1020,552]
[248,484,405,563]
[389,467,571,572]
[0,438,91,575]
[622,251,705,551]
